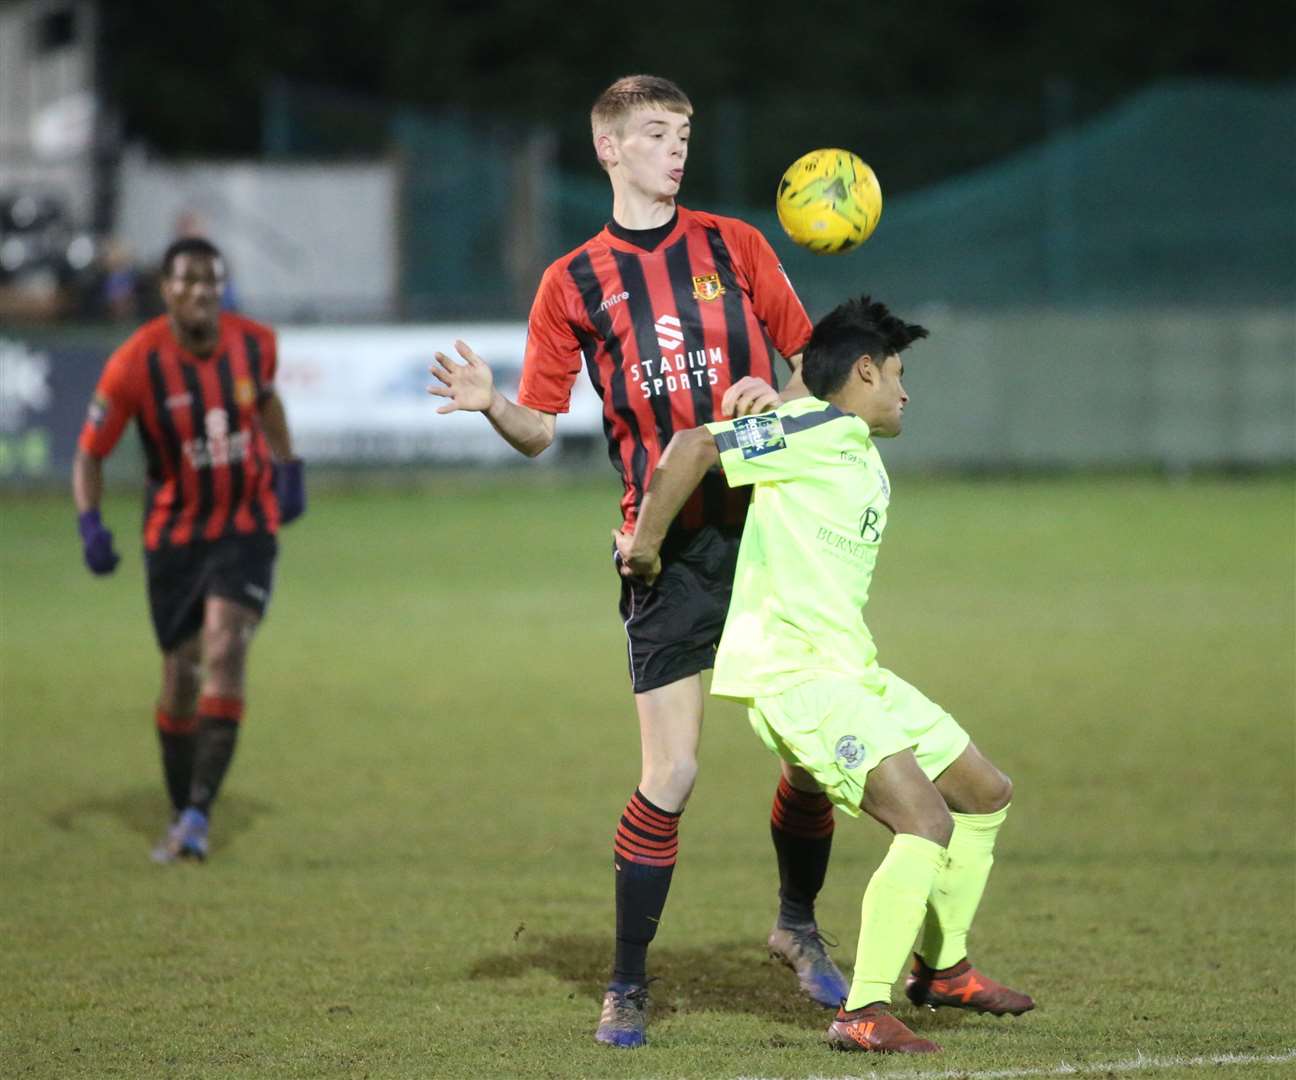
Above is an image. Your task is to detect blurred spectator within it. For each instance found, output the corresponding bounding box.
[99,237,140,321]
[0,189,97,321]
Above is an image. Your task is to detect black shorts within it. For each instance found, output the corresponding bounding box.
[145,532,278,652]
[618,524,742,693]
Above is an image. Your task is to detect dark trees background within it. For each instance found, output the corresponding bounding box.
[99,0,1294,194]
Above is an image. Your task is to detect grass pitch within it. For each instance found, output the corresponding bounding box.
[2,472,1293,1079]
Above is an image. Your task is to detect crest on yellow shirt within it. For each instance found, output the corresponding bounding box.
[835,735,867,770]
[691,273,726,301]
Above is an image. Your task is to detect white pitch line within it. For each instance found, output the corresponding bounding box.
[739,1046,1296,1080]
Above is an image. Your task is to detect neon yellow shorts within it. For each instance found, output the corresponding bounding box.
[745,668,971,816]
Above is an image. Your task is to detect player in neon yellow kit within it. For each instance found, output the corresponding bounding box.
[616,295,1035,1054]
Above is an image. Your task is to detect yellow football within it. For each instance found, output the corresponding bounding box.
[775,149,882,255]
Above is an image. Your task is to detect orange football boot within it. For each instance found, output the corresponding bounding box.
[904,955,1035,1016]
[827,1004,941,1053]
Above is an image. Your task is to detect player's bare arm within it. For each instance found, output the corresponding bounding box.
[779,355,810,401]
[614,426,719,584]
[72,447,105,514]
[428,339,556,458]
[257,390,295,462]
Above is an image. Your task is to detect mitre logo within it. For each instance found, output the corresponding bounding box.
[654,313,684,351]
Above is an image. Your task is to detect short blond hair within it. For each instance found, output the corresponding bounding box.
[590,74,693,140]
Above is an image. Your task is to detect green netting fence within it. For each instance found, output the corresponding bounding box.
[265,79,1293,318]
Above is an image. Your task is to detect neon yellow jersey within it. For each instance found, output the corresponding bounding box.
[704,397,891,700]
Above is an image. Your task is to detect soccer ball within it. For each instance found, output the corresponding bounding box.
[775,149,882,255]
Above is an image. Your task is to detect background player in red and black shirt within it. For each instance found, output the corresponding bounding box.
[428,75,848,1046]
[72,236,306,863]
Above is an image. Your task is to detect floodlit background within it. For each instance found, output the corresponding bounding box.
[1,0,1292,477]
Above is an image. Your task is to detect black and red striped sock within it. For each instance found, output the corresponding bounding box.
[611,788,681,988]
[188,694,243,817]
[771,775,835,929]
[156,708,198,816]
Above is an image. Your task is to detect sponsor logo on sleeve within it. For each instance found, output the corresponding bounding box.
[732,413,787,459]
[87,393,109,428]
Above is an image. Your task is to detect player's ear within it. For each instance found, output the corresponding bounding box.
[856,355,878,386]
[595,131,618,168]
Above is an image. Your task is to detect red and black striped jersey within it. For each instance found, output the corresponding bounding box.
[518,205,812,530]
[78,312,280,550]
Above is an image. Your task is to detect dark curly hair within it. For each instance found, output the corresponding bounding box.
[160,236,223,278]
[802,295,929,399]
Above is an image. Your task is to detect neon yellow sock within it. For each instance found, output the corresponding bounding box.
[917,804,1009,970]
[845,833,947,1010]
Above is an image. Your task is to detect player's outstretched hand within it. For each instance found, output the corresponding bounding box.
[722,376,780,417]
[613,527,661,587]
[428,340,495,414]
[275,458,306,525]
[78,509,120,576]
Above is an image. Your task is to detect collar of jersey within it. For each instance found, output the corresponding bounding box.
[776,397,851,422]
[600,205,689,254]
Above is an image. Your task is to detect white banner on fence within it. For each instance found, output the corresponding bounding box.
[275,323,604,463]
[118,158,399,321]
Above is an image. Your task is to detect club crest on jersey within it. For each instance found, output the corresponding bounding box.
[835,735,867,771]
[235,378,257,406]
[691,273,726,302]
[732,413,786,459]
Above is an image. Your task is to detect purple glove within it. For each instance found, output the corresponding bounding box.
[274,458,306,525]
[78,509,120,575]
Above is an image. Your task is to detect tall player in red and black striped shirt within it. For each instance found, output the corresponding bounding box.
[72,237,306,864]
[429,76,847,1046]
